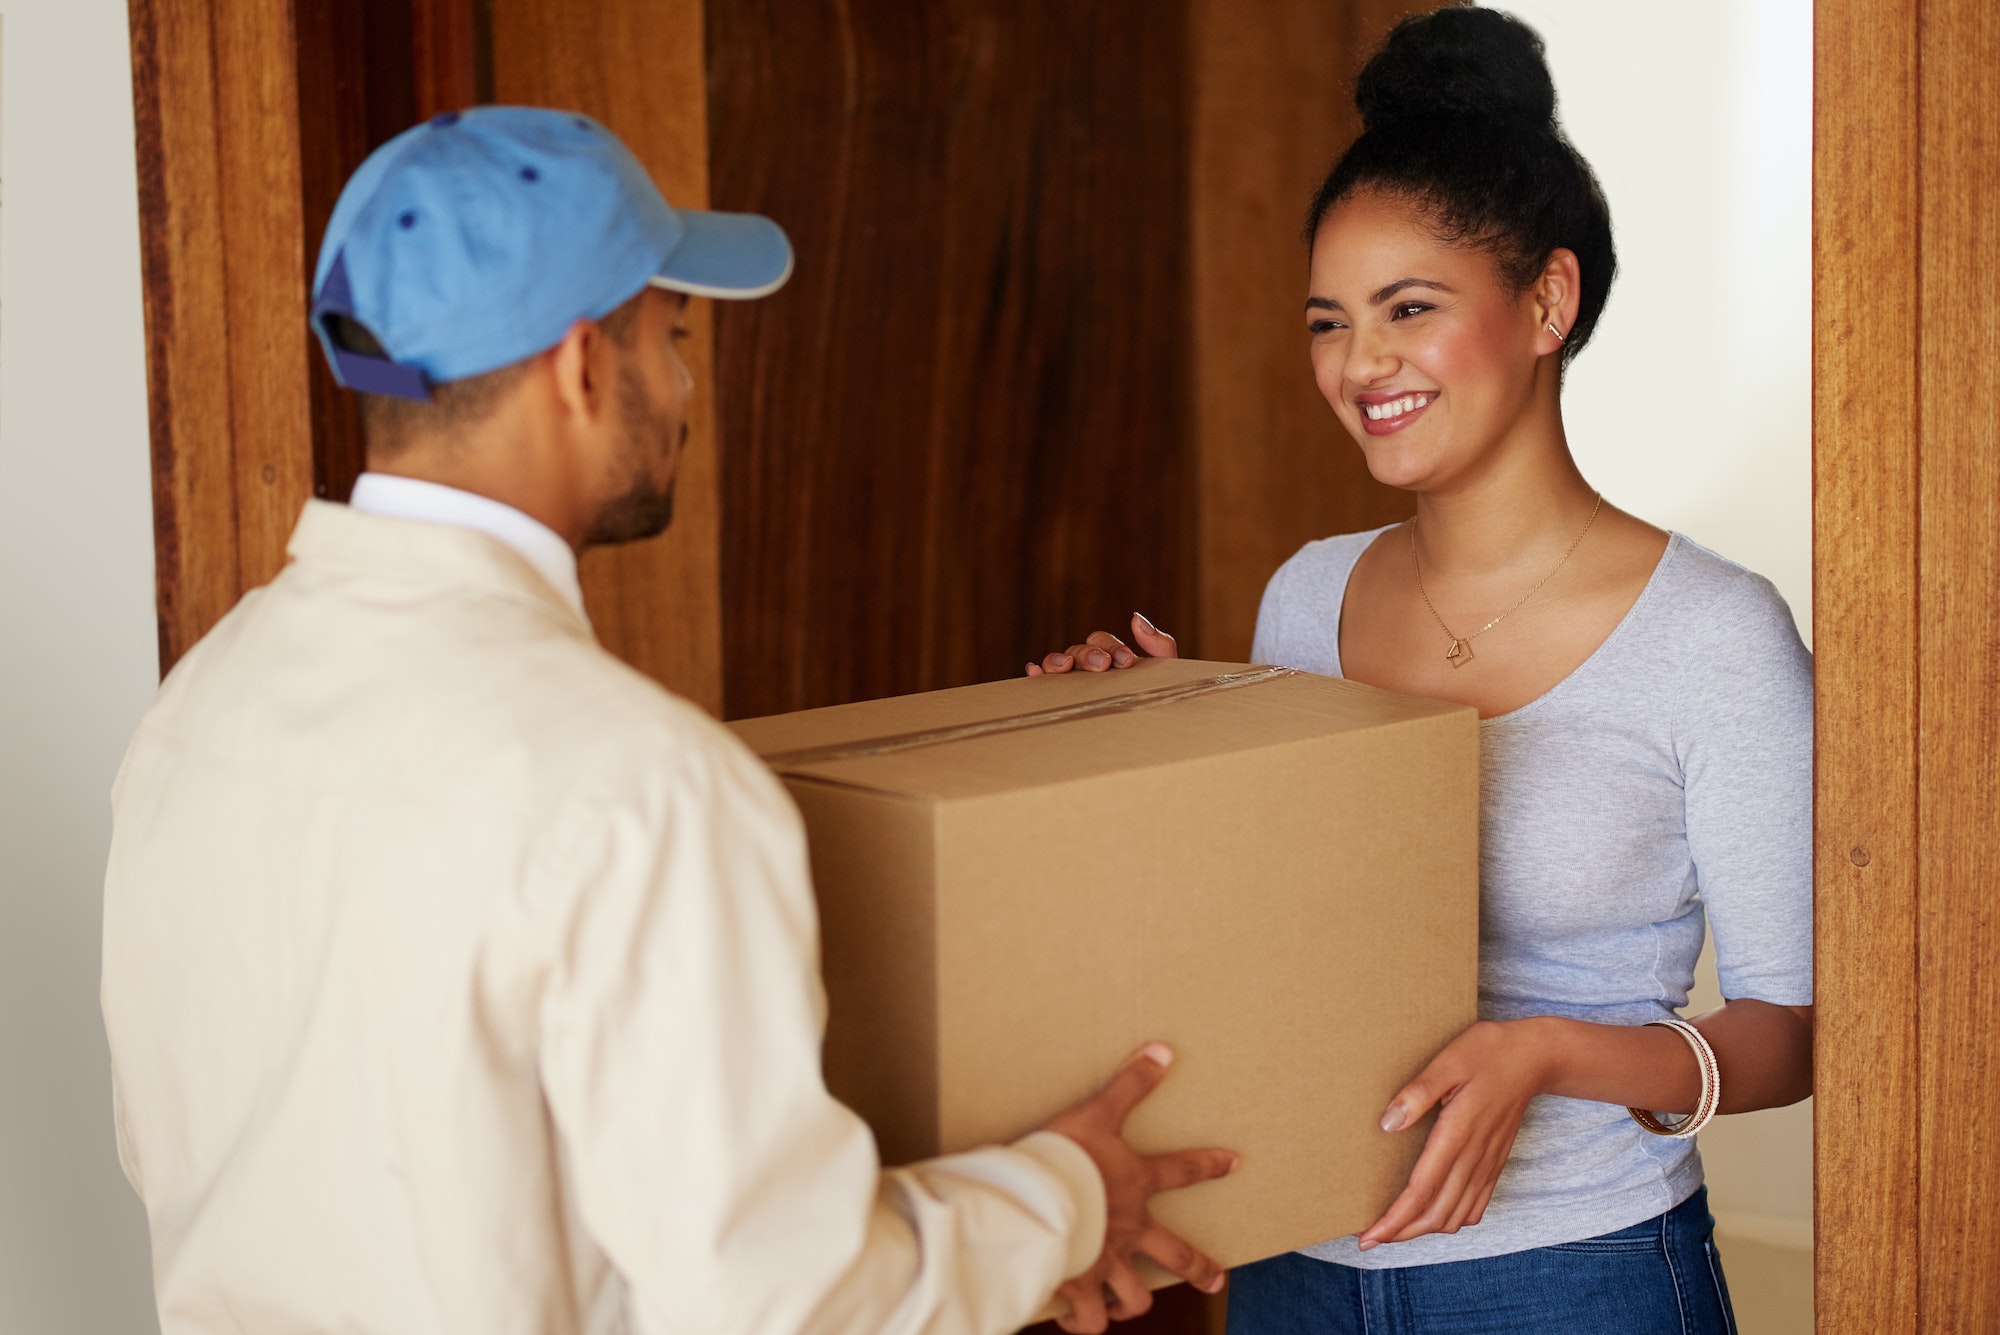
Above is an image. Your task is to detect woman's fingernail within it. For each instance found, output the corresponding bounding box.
[1142,1042,1174,1067]
[1114,650,1134,666]
[1204,1273,1228,1293]
[1228,1153,1243,1173]
[1054,654,1071,667]
[1087,650,1109,667]
[1380,1105,1407,1133]
[1135,611,1156,631]
[1357,1239,1378,1252]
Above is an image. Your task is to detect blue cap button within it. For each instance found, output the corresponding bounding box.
[429,111,461,128]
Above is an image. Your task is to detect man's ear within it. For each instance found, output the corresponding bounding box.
[547,317,608,425]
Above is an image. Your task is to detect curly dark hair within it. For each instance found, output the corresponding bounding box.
[1305,6,1618,366]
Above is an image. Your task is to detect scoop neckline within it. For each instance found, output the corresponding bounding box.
[1328,527,1684,727]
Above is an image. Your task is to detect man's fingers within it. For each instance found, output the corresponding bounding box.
[1054,1275,1108,1335]
[1131,613,1179,658]
[1136,1222,1227,1295]
[1102,1259,1153,1320]
[1144,1146,1240,1194]
[1088,1043,1175,1127]
[1040,651,1076,674]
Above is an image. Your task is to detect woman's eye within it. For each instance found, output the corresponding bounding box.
[1307,319,1345,336]
[1391,302,1433,320]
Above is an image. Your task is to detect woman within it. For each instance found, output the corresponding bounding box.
[1034,10,1810,1334]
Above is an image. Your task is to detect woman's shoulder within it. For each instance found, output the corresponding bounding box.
[1267,524,1399,596]
[1634,536,1812,729]
[1649,535,1807,651]
[1253,525,1399,670]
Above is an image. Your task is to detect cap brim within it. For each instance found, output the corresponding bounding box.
[650,209,794,300]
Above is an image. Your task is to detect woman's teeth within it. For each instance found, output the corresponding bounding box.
[1364,394,1430,421]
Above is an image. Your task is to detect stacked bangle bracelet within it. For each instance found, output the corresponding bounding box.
[1627,1019,1721,1139]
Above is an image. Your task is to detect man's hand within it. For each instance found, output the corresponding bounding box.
[1041,1044,1237,1333]
[1026,614,1179,676]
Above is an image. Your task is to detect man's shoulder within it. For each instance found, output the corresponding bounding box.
[135,571,760,819]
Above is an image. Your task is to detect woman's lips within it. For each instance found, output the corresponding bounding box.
[1356,391,1435,437]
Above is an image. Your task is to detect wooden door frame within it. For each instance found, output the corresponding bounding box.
[1813,0,2000,1329]
[128,0,2000,1327]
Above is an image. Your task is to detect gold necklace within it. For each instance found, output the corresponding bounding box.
[1411,493,1604,668]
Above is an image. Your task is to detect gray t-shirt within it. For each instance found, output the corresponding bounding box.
[1251,528,1813,1268]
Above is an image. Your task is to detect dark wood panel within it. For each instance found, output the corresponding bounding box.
[130,0,320,672]
[1916,0,2000,1326]
[1811,0,1921,1330]
[294,0,421,508]
[411,0,485,117]
[293,0,483,508]
[708,0,1195,720]
[489,0,726,713]
[134,0,461,669]
[1188,0,1416,662]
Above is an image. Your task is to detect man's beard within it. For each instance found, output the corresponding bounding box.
[583,366,682,547]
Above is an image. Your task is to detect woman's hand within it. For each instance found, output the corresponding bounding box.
[1357,1019,1555,1250]
[1026,613,1178,676]
[1359,1001,1811,1251]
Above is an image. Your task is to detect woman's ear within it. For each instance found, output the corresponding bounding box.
[1534,248,1583,350]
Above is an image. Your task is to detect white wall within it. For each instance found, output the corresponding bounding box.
[1500,0,1815,1254]
[1513,0,1814,640]
[0,1,164,1330]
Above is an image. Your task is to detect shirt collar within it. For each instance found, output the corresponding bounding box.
[346,473,587,624]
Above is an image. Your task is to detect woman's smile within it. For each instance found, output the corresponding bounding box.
[1356,390,1437,435]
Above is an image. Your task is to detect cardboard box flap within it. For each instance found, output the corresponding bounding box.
[730,659,1470,800]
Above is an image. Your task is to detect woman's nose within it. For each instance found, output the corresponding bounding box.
[1347,325,1400,385]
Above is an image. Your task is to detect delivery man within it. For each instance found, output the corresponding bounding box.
[101,107,1234,1335]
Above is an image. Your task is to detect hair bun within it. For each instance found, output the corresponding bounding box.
[1356,7,1558,131]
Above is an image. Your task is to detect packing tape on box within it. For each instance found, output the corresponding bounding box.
[764,666,1300,769]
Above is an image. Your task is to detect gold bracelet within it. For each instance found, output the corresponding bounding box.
[1627,1019,1720,1139]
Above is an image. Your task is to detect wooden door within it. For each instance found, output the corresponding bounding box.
[1813,0,2000,1329]
[128,0,726,712]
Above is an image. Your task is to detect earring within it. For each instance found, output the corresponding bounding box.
[1546,322,1567,343]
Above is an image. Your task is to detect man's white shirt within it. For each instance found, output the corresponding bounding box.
[101,498,1104,1334]
[347,471,587,623]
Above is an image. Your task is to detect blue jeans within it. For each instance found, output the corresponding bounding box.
[1225,1187,1737,1334]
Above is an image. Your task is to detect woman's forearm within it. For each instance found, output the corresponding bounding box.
[1521,1000,1814,1116]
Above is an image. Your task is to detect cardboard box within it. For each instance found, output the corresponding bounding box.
[729,658,1478,1276]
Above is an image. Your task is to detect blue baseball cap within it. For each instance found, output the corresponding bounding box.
[310,105,793,401]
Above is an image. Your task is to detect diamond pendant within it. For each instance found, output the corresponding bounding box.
[1445,638,1474,668]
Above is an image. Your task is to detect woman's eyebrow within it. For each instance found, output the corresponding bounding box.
[1370,277,1456,304]
[1305,296,1343,313]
